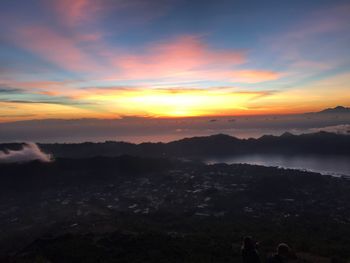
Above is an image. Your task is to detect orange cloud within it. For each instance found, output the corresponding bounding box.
[0,101,102,122]
[230,70,281,83]
[246,72,350,114]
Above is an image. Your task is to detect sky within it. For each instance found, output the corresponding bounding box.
[0,0,350,122]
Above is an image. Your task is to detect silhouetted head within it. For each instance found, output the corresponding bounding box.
[242,236,256,250]
[277,243,290,257]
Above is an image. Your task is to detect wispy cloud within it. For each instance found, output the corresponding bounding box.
[112,35,281,83]
[13,25,106,73]
[50,0,173,30]
[265,2,350,78]
[0,84,93,108]
[119,35,245,76]
[1,80,75,94]
[229,70,281,83]
[8,27,282,85]
[0,87,23,93]
[54,0,97,26]
[1,0,349,122]
[0,100,106,122]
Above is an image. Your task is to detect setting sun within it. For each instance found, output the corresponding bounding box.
[82,89,265,117]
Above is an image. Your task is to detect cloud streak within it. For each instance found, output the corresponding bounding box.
[13,25,106,73]
[0,85,93,107]
[54,0,95,26]
[0,87,23,93]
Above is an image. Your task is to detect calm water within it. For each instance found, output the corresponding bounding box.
[206,154,350,176]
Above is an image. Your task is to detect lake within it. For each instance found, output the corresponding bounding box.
[206,154,350,177]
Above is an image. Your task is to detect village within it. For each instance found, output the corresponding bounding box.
[1,161,349,254]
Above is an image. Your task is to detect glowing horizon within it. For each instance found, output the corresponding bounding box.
[1,0,350,122]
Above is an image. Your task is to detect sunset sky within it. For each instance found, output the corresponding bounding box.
[1,0,350,122]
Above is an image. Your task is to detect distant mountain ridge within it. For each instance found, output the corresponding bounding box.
[2,131,350,158]
[316,106,350,114]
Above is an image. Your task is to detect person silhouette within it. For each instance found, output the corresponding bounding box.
[267,243,291,263]
[241,236,261,263]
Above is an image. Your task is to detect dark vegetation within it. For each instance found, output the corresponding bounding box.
[0,156,349,262]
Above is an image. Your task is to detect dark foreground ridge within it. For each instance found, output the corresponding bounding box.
[2,131,350,158]
[0,156,349,262]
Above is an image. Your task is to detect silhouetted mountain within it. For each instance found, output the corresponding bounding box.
[27,132,350,158]
[2,132,350,159]
[317,106,350,114]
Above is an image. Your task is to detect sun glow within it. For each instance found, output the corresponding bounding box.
[82,89,266,117]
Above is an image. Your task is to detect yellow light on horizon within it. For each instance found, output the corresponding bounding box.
[0,101,104,122]
[82,88,264,117]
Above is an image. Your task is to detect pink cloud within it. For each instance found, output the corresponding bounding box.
[51,0,169,28]
[109,36,281,83]
[8,26,281,84]
[114,36,246,81]
[53,0,100,26]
